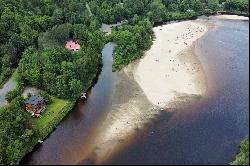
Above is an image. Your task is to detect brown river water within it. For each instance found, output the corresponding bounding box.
[21,17,249,165]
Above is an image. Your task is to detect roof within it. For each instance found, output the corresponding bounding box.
[25,95,44,105]
[65,40,80,51]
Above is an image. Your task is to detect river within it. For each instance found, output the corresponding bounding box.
[22,17,249,165]
[21,42,118,164]
[109,17,249,165]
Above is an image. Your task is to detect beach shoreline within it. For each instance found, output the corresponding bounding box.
[22,14,249,165]
[215,14,249,21]
[71,19,213,165]
[134,20,210,108]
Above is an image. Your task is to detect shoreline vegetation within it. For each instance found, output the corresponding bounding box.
[0,0,249,165]
[231,136,249,165]
[215,14,249,20]
[75,19,211,165]
[217,11,249,17]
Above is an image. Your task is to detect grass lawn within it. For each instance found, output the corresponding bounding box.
[11,69,19,82]
[33,96,69,129]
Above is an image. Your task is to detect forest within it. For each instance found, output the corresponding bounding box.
[0,0,249,165]
[219,0,249,13]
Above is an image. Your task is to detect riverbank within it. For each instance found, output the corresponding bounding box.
[33,99,75,143]
[215,14,249,20]
[63,19,212,165]
[217,11,249,18]
[21,14,249,165]
[231,136,249,165]
[108,15,249,165]
[134,20,210,107]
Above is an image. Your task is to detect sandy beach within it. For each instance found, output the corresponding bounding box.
[22,19,213,165]
[215,14,249,20]
[24,14,249,165]
[134,20,208,107]
[70,20,210,164]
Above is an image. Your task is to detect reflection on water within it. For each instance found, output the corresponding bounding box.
[109,18,249,165]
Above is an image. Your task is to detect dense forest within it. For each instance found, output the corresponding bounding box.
[0,0,95,87]
[223,0,249,13]
[0,0,104,164]
[0,0,249,165]
[16,22,105,99]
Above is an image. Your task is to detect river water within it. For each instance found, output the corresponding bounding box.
[109,17,249,165]
[21,42,118,164]
[22,17,249,165]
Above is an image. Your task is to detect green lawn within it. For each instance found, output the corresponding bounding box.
[11,69,19,82]
[33,96,69,129]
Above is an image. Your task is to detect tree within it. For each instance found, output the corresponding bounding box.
[51,8,64,25]
[207,0,220,11]
[224,0,249,12]
[231,136,249,165]
[6,140,24,165]
[69,79,82,98]
[5,88,22,103]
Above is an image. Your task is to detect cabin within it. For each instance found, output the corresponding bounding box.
[65,40,80,51]
[24,95,46,118]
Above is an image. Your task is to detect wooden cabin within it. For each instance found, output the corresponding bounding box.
[24,95,46,118]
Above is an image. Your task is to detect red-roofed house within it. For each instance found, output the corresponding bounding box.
[65,40,80,51]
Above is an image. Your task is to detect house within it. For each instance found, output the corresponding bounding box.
[24,95,46,118]
[65,40,80,51]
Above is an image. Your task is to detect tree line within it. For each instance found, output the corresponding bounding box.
[107,0,222,71]
[223,0,249,13]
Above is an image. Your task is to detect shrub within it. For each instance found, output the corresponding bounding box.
[203,9,214,16]
[231,136,249,165]
[39,91,52,105]
[5,87,22,103]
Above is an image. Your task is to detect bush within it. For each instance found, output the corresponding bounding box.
[5,86,22,103]
[39,91,52,105]
[224,0,249,13]
[112,18,153,71]
[231,136,249,165]
[0,67,12,88]
[203,9,214,16]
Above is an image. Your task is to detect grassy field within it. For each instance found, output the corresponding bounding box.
[11,69,19,82]
[33,97,69,129]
